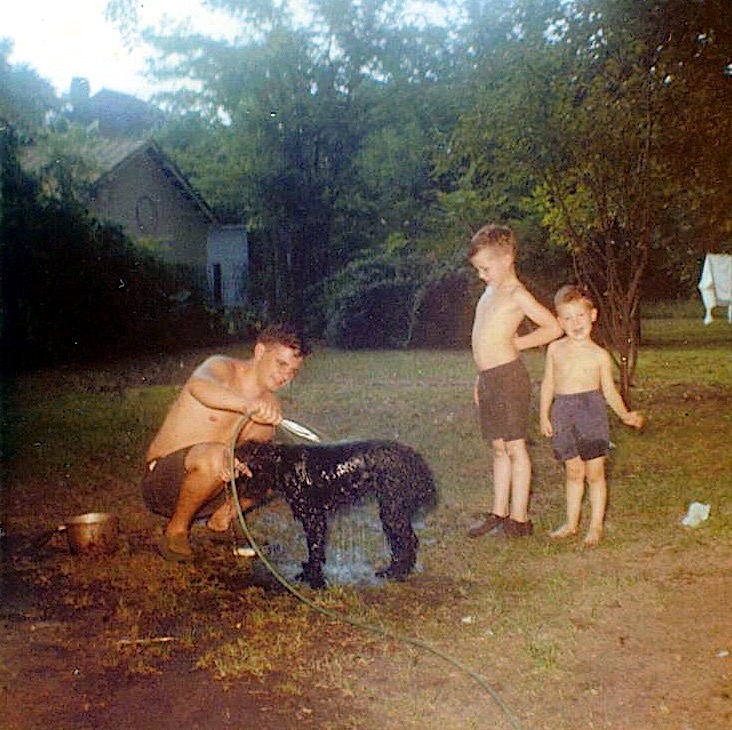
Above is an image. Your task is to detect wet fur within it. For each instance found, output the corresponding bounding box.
[235,440,437,588]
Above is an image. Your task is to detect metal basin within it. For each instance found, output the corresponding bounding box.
[63,512,119,555]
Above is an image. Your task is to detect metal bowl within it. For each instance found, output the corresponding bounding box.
[64,512,119,555]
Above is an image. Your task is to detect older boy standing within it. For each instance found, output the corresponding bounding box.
[467,225,562,538]
[539,285,643,546]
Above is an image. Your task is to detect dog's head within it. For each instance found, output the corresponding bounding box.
[234,440,283,501]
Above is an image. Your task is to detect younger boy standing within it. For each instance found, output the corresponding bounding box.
[467,225,562,538]
[539,285,644,546]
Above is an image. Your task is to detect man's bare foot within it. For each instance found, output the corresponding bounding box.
[583,528,602,547]
[206,501,235,533]
[205,518,230,533]
[549,524,577,539]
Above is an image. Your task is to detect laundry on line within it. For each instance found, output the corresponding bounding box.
[698,253,732,325]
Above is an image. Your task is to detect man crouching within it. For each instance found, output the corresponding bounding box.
[141,324,310,562]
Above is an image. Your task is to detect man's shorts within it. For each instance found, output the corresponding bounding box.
[477,359,532,442]
[551,390,610,462]
[141,446,227,519]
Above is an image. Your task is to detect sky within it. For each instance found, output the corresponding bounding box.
[3,0,236,100]
[4,0,454,102]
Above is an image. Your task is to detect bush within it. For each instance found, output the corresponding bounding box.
[1,143,225,371]
[320,253,427,350]
[410,270,474,349]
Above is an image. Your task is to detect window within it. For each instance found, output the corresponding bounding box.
[135,195,159,233]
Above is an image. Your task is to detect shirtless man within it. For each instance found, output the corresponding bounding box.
[466,225,562,538]
[539,285,643,545]
[142,324,310,562]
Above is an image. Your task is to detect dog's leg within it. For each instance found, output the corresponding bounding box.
[294,506,329,589]
[376,499,418,581]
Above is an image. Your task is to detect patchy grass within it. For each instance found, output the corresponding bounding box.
[2,318,731,730]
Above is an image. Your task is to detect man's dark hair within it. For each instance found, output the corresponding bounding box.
[256,323,311,357]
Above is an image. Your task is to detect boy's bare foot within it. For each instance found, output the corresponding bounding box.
[583,528,602,546]
[549,524,577,539]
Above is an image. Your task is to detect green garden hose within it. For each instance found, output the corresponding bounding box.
[227,413,523,730]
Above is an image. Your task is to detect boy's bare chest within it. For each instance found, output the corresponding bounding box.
[474,289,520,328]
[553,346,601,391]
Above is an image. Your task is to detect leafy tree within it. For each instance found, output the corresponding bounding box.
[107,0,467,329]
[144,19,367,323]
[441,0,732,402]
[0,39,58,141]
[23,123,109,203]
[318,250,429,348]
[644,0,732,290]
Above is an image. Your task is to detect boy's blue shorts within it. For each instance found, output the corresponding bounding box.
[551,390,609,462]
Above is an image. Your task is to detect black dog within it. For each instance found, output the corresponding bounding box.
[235,440,437,588]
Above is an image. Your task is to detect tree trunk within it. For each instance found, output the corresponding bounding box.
[573,239,643,408]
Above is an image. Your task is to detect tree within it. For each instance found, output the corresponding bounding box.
[140,13,371,323]
[441,0,732,403]
[645,0,732,289]
[0,39,58,140]
[107,0,467,326]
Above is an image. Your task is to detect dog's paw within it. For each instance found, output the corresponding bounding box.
[295,568,327,590]
[375,564,411,582]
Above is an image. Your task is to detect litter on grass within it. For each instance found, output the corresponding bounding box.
[680,501,711,528]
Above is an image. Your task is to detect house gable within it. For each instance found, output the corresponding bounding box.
[21,87,250,308]
[88,140,216,269]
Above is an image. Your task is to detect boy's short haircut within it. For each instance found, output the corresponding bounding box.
[256,323,311,357]
[468,224,517,259]
[554,284,594,311]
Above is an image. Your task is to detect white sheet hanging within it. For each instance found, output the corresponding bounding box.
[698,253,732,324]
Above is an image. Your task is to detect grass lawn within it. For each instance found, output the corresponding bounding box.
[2,317,730,730]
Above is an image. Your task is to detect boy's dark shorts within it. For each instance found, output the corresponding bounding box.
[477,359,532,442]
[551,390,609,462]
[141,446,226,519]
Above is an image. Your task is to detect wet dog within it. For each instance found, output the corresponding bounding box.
[235,440,437,588]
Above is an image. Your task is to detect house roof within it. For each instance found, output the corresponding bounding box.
[91,139,217,224]
[68,88,166,137]
[21,136,217,224]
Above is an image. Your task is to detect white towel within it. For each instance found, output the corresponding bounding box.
[698,254,732,324]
